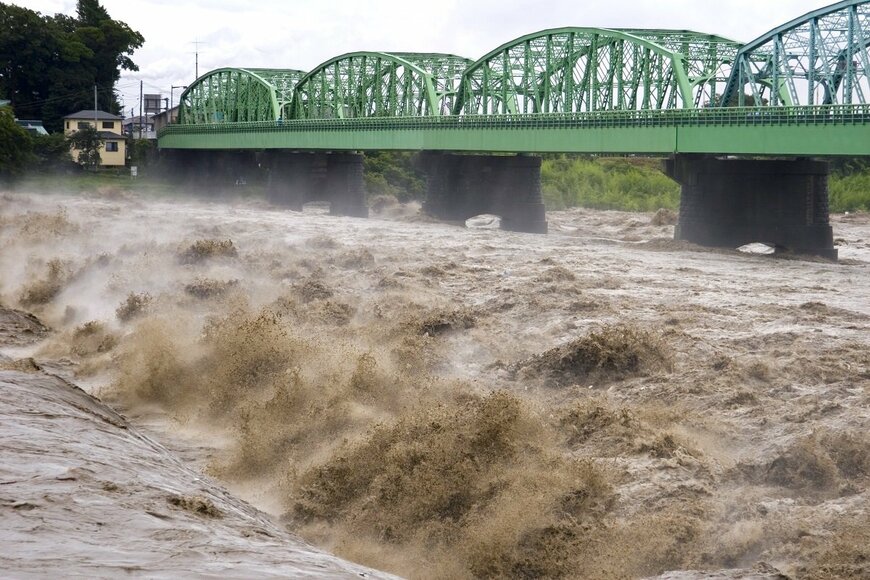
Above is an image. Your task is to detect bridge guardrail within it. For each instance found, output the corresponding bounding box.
[158,104,870,138]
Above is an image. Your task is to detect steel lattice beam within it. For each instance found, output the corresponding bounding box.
[619,30,741,107]
[291,52,472,119]
[178,68,306,124]
[722,0,870,106]
[173,3,870,118]
[389,53,474,115]
[453,28,715,115]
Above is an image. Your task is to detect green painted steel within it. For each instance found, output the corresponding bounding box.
[620,30,741,107]
[390,53,474,115]
[178,68,306,124]
[160,2,870,157]
[291,52,472,119]
[159,104,870,156]
[723,0,870,106]
[452,28,736,114]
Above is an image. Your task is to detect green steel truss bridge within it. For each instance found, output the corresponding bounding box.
[159,0,870,156]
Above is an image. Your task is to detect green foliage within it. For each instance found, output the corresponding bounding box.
[828,158,870,213]
[31,132,72,169]
[829,172,870,213]
[829,156,870,178]
[541,155,680,212]
[363,151,426,202]
[0,0,143,132]
[129,138,154,166]
[67,124,101,170]
[0,105,32,180]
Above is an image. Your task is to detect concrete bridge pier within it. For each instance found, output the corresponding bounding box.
[495,155,548,234]
[265,152,368,217]
[325,153,369,218]
[160,149,208,185]
[421,153,548,233]
[666,155,837,259]
[161,150,259,192]
[266,151,312,210]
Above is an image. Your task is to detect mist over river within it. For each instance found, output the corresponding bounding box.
[1,187,868,579]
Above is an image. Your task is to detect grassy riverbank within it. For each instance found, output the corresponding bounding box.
[541,156,680,212]
[7,170,266,199]
[830,171,870,213]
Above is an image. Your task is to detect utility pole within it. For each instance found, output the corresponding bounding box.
[139,80,144,139]
[94,84,98,124]
[191,40,206,79]
[170,85,188,112]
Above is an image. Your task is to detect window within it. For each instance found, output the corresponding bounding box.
[102,121,114,129]
[77,121,90,130]
[105,141,119,152]
[66,121,69,130]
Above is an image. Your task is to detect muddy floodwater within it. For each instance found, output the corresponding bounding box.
[1,188,868,579]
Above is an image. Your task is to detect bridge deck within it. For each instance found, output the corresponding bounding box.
[158,105,870,156]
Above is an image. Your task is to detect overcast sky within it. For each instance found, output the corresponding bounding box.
[18,0,828,116]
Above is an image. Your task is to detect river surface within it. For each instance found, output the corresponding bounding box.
[0,188,867,579]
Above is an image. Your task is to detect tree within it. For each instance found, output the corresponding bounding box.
[129,138,154,166]
[0,1,143,132]
[70,0,144,112]
[67,124,101,170]
[32,132,72,170]
[0,105,32,181]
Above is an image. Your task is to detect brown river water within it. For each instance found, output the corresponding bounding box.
[0,187,868,579]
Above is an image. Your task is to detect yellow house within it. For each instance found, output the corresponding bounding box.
[63,110,126,167]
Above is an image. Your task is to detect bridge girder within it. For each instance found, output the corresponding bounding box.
[453,27,736,115]
[291,52,473,119]
[723,0,870,106]
[178,68,306,124]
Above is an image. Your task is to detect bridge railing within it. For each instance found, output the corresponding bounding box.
[158,104,870,137]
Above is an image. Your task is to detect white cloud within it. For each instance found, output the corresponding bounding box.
[16,0,827,115]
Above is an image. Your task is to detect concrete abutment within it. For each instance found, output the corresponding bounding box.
[420,152,548,234]
[665,155,837,259]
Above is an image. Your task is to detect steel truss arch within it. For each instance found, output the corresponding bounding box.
[619,30,742,107]
[291,52,472,119]
[178,68,306,125]
[453,27,709,115]
[723,0,870,106]
[389,53,474,115]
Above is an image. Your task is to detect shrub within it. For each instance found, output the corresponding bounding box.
[541,155,680,212]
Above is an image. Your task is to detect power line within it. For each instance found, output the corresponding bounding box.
[14,83,137,109]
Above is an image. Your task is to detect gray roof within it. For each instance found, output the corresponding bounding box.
[122,115,153,124]
[98,131,123,139]
[16,120,49,136]
[64,110,122,120]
